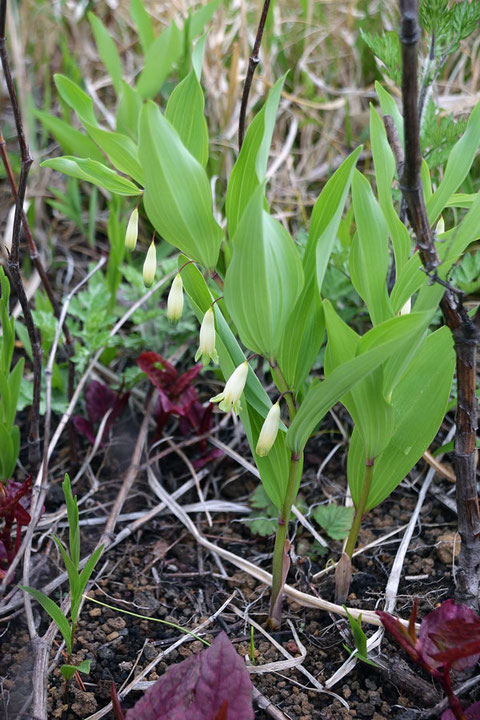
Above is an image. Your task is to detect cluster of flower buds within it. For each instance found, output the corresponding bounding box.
[124,207,157,287]
[124,211,281,457]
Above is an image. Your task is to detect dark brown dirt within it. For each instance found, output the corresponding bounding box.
[0,413,478,720]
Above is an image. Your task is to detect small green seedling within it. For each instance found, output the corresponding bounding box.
[343,606,378,668]
[250,625,256,666]
[20,474,104,680]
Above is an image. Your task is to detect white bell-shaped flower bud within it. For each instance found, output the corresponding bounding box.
[256,402,281,457]
[125,208,139,251]
[167,273,184,323]
[143,240,157,287]
[195,307,219,365]
[210,360,249,415]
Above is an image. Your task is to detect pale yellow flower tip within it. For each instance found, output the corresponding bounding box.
[195,307,219,365]
[210,360,249,415]
[167,273,184,323]
[125,208,139,251]
[256,401,281,457]
[143,240,157,287]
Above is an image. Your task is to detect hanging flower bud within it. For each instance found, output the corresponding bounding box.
[210,360,248,415]
[125,208,139,251]
[195,307,219,365]
[436,216,445,235]
[167,273,184,323]
[256,401,281,457]
[143,240,156,287]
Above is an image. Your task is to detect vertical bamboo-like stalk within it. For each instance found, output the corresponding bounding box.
[398,0,480,609]
[238,0,271,149]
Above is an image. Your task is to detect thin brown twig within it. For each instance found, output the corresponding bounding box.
[398,0,480,609]
[238,0,271,149]
[0,0,42,467]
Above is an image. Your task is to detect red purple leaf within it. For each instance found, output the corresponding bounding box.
[85,380,116,423]
[442,701,480,720]
[377,609,421,664]
[138,352,177,389]
[74,381,129,446]
[171,364,202,396]
[72,416,97,445]
[0,476,35,578]
[124,632,254,720]
[111,682,126,720]
[418,599,480,670]
[213,700,228,720]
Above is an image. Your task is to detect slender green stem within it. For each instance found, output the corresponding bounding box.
[270,452,302,621]
[344,460,374,559]
[270,362,296,420]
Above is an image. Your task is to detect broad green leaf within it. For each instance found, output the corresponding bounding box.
[0,424,13,478]
[390,252,425,314]
[192,32,208,80]
[324,301,394,460]
[19,586,72,654]
[427,101,480,224]
[287,312,431,453]
[225,76,285,239]
[139,102,222,269]
[313,504,354,540]
[370,105,410,272]
[350,171,393,325]
[440,191,480,266]
[116,81,143,140]
[35,111,104,162]
[165,47,208,167]
[276,274,324,391]
[187,0,221,44]
[41,156,142,196]
[83,123,145,184]
[61,661,93,680]
[224,186,304,360]
[136,21,183,99]
[54,74,98,127]
[421,158,432,203]
[348,326,455,510]
[375,81,403,147]
[305,146,362,292]
[5,358,23,430]
[130,0,155,53]
[446,193,477,209]
[88,13,123,95]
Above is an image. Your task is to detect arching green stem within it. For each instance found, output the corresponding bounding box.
[269,452,302,627]
[344,458,375,559]
[270,361,296,420]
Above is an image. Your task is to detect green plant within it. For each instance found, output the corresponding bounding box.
[38,0,480,626]
[343,606,378,668]
[0,267,24,482]
[20,475,103,680]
